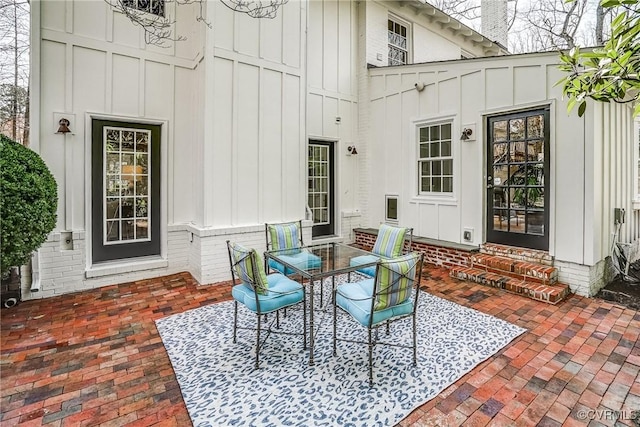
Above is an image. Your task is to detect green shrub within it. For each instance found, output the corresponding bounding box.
[0,135,58,275]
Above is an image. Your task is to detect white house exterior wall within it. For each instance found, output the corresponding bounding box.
[28,1,204,298]
[188,1,309,284]
[365,52,636,296]
[306,0,362,241]
[29,0,310,296]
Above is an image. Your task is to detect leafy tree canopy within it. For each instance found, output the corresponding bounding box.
[558,0,640,117]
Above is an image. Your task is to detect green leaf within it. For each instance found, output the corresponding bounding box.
[578,101,587,117]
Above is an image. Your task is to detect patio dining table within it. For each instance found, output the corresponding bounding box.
[264,242,379,366]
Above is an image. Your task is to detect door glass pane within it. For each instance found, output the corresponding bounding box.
[510,141,525,162]
[526,210,545,235]
[509,118,525,140]
[494,209,508,231]
[493,120,507,141]
[493,143,507,162]
[527,115,544,138]
[103,127,152,244]
[527,140,544,162]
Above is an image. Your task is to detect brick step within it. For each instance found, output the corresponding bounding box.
[480,243,553,266]
[470,253,558,285]
[449,266,570,305]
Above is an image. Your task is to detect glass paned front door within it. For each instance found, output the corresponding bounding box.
[92,120,161,263]
[487,108,549,250]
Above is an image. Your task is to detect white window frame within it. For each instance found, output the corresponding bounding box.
[388,15,411,66]
[417,120,455,196]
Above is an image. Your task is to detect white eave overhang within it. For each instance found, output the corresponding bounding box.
[395,0,510,56]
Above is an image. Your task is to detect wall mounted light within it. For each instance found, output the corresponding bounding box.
[56,118,71,134]
[460,128,473,141]
[347,145,358,155]
[460,123,477,142]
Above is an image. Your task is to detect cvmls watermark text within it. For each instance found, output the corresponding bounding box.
[576,409,639,423]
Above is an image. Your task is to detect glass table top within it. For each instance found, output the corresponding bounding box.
[265,242,377,279]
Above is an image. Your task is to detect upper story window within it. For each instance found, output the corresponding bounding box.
[388,18,408,66]
[418,122,453,194]
[122,0,165,17]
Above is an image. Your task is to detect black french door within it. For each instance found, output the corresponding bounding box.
[308,141,335,238]
[486,108,550,250]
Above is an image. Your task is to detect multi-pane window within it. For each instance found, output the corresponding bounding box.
[388,18,408,66]
[122,0,165,16]
[418,122,453,194]
[104,127,151,244]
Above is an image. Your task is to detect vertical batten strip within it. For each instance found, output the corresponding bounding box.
[64,43,74,231]
[106,4,113,43]
[139,59,146,117]
[105,52,113,113]
[167,64,176,224]
[258,65,264,222]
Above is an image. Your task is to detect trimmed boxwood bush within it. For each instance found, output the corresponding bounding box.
[0,135,58,275]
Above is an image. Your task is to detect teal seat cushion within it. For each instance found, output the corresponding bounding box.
[349,254,379,277]
[232,273,304,313]
[335,279,413,327]
[269,252,322,275]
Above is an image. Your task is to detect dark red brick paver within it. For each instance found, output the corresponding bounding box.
[1,268,639,426]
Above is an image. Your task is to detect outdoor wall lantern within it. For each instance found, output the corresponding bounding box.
[56,118,71,134]
[347,145,358,155]
[460,127,473,141]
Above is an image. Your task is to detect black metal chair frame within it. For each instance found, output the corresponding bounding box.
[226,240,307,369]
[333,253,424,387]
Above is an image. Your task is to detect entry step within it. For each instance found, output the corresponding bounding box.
[450,266,570,304]
[471,253,558,285]
[480,243,553,266]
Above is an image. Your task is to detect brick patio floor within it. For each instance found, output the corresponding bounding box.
[1,267,639,426]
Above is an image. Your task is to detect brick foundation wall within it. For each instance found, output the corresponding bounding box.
[353,228,477,268]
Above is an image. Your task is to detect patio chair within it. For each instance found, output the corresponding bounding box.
[265,220,322,275]
[349,224,413,277]
[333,252,424,387]
[226,240,306,369]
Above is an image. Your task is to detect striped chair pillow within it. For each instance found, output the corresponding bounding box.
[229,242,269,295]
[268,222,301,250]
[374,253,420,311]
[372,224,408,258]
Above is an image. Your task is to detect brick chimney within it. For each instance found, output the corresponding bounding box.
[481,0,508,48]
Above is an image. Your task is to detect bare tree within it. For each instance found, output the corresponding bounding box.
[0,0,29,145]
[106,0,289,47]
[436,0,617,53]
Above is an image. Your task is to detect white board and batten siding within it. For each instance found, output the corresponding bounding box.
[306,0,361,239]
[365,51,637,295]
[195,1,309,284]
[31,0,308,295]
[32,1,204,297]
